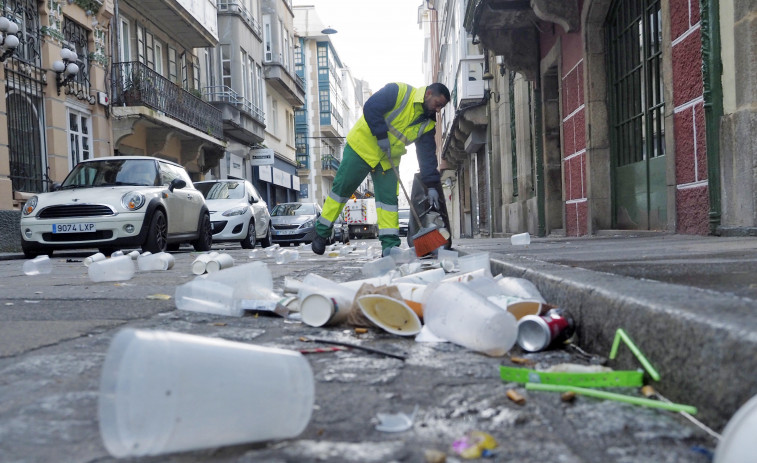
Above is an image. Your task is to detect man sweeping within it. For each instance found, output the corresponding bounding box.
[311,82,451,257]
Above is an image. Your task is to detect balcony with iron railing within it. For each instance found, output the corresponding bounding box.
[264,57,305,106]
[218,0,262,38]
[321,154,340,179]
[204,85,265,123]
[112,61,223,139]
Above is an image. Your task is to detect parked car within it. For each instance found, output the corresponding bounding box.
[333,213,349,244]
[270,202,332,245]
[398,208,410,236]
[195,179,272,249]
[19,156,212,257]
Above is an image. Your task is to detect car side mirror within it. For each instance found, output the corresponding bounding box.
[168,178,186,192]
[250,196,257,204]
[51,182,61,191]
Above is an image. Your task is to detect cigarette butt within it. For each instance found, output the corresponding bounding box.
[561,391,577,403]
[354,327,368,334]
[641,385,656,398]
[510,356,534,365]
[506,388,526,405]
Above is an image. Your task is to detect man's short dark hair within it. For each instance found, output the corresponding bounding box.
[428,82,450,102]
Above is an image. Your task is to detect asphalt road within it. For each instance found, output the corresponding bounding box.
[0,242,716,462]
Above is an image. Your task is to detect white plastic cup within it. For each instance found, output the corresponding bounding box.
[98,329,314,458]
[88,255,135,282]
[457,252,491,276]
[138,252,174,271]
[22,255,53,275]
[174,279,243,316]
[201,261,273,299]
[127,250,141,260]
[511,232,531,246]
[392,267,446,284]
[298,274,357,327]
[389,246,416,265]
[206,253,234,273]
[357,294,422,336]
[361,256,397,278]
[495,277,546,303]
[422,282,518,356]
[111,250,124,258]
[191,253,215,275]
[84,252,106,267]
[274,249,299,264]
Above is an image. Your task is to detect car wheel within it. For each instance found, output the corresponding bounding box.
[142,210,168,253]
[260,223,273,248]
[193,213,213,251]
[241,220,256,249]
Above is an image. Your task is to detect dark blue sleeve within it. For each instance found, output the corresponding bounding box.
[363,83,399,140]
[415,128,441,185]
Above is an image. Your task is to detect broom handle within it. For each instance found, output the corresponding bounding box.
[383,151,425,229]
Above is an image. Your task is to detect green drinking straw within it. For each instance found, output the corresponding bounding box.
[609,328,661,381]
[525,383,698,415]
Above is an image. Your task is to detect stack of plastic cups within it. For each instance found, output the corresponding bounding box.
[137,252,175,271]
[88,255,136,282]
[191,252,218,275]
[97,328,314,458]
[22,255,53,276]
[423,282,518,357]
[83,252,106,267]
[274,249,299,264]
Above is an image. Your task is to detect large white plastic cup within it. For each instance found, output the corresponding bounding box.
[98,329,314,457]
[22,255,53,275]
[88,255,135,282]
[298,274,357,327]
[206,253,234,273]
[191,252,216,275]
[357,294,422,336]
[423,282,518,357]
[511,232,531,246]
[83,252,106,267]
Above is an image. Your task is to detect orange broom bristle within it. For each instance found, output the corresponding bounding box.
[413,227,448,257]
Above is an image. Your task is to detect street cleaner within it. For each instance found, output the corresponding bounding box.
[311,82,451,257]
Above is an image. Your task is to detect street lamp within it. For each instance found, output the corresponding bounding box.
[0,17,20,62]
[52,47,79,95]
[320,26,337,34]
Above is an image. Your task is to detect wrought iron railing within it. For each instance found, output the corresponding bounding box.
[296,154,309,169]
[321,154,340,171]
[217,0,262,37]
[112,61,223,139]
[204,85,265,123]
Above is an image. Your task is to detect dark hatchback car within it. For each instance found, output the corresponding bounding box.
[270,202,332,245]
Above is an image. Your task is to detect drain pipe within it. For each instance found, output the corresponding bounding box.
[533,85,546,237]
[701,0,723,235]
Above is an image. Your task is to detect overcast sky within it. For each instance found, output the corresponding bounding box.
[293,0,427,196]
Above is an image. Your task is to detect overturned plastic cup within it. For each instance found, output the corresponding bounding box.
[98,329,314,457]
[511,232,531,246]
[457,252,491,276]
[357,294,422,336]
[88,255,135,282]
[22,255,53,275]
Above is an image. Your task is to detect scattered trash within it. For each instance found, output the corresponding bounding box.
[205,253,234,273]
[98,329,314,457]
[506,388,526,405]
[516,308,575,352]
[23,255,53,276]
[146,294,172,300]
[452,431,498,459]
[274,249,299,264]
[83,252,106,267]
[642,385,721,440]
[499,365,643,387]
[137,252,175,271]
[298,345,349,355]
[510,232,530,246]
[423,449,447,463]
[509,356,534,366]
[457,252,491,276]
[609,328,661,381]
[191,252,218,275]
[88,255,135,282]
[357,294,422,336]
[561,391,577,403]
[354,327,368,334]
[299,337,406,361]
[375,405,418,432]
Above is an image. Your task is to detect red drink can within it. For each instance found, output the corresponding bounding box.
[516,308,575,352]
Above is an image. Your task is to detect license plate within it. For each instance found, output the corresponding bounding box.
[276,229,299,235]
[52,223,96,233]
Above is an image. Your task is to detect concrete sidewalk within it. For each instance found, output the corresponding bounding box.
[454,232,757,429]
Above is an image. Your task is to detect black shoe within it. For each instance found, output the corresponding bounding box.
[311,234,327,255]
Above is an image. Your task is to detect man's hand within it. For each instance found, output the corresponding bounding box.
[377,137,391,157]
[427,187,440,210]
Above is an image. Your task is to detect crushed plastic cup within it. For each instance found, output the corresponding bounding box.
[361,256,397,278]
[88,255,135,282]
[457,252,491,276]
[274,249,299,264]
[423,282,518,356]
[83,252,106,267]
[206,253,234,273]
[510,232,531,246]
[137,252,175,271]
[22,255,53,275]
[495,277,545,303]
[389,246,416,264]
[98,328,314,457]
[357,294,422,336]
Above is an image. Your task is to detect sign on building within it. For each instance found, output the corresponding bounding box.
[249,148,274,166]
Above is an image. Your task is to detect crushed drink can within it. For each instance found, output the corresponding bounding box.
[516,308,575,352]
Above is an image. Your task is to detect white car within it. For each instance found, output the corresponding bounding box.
[19,156,212,257]
[194,179,272,249]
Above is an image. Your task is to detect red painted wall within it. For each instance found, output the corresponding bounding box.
[671,0,709,234]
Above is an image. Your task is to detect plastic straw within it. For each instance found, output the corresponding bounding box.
[525,383,697,415]
[609,328,661,381]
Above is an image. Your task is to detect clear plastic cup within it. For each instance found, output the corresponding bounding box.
[423,282,518,356]
[389,246,417,264]
[274,249,299,264]
[206,253,234,273]
[22,255,53,275]
[88,255,135,282]
[457,252,491,276]
[175,279,243,316]
[138,252,175,271]
[361,256,397,278]
[510,232,531,245]
[84,252,106,267]
[98,329,314,457]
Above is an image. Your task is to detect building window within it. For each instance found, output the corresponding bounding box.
[168,47,178,83]
[271,99,278,134]
[62,18,90,89]
[220,44,231,88]
[68,109,91,169]
[6,0,41,66]
[136,23,144,63]
[145,31,155,69]
[6,68,45,193]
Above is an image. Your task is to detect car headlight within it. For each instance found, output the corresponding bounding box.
[121,191,146,210]
[222,206,248,217]
[22,196,38,216]
[301,218,315,228]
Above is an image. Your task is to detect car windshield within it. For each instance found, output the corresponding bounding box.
[271,203,316,216]
[60,159,159,188]
[196,181,244,200]
[399,209,410,220]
